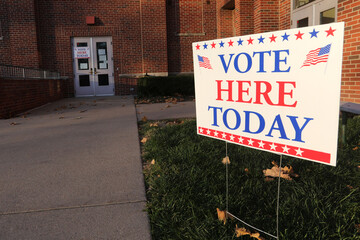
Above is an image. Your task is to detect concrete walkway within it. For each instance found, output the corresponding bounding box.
[136,101,196,120]
[0,96,151,240]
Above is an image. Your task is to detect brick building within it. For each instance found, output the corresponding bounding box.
[0,0,359,103]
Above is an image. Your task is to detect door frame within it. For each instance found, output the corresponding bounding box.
[72,36,115,97]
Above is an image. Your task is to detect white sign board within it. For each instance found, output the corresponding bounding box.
[193,23,344,166]
[74,47,90,59]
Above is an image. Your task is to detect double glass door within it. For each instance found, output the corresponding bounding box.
[292,0,337,28]
[72,36,114,97]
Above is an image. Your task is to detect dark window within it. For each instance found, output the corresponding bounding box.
[320,8,335,24]
[77,42,88,47]
[98,74,109,86]
[79,75,90,87]
[297,17,309,28]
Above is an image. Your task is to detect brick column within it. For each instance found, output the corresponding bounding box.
[253,0,279,34]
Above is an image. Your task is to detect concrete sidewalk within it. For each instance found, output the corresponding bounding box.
[136,101,196,121]
[0,96,151,239]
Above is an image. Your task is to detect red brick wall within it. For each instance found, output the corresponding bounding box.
[167,0,217,73]
[338,0,360,103]
[0,78,65,118]
[235,0,254,36]
[141,0,168,74]
[254,0,279,33]
[0,0,39,68]
[279,0,291,30]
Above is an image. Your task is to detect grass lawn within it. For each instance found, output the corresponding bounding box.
[139,117,360,240]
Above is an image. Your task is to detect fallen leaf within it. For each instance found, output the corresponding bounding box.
[10,122,20,126]
[75,117,82,119]
[235,225,264,239]
[235,225,250,237]
[59,116,64,119]
[150,123,159,127]
[165,105,170,108]
[79,110,87,113]
[265,177,275,182]
[142,116,148,122]
[347,185,353,190]
[216,208,227,225]
[244,168,249,173]
[141,137,148,143]
[151,159,155,165]
[122,104,125,107]
[353,146,359,151]
[250,232,265,240]
[355,224,360,232]
[222,156,230,165]
[263,162,299,181]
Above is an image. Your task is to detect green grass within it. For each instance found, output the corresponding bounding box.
[140,118,360,240]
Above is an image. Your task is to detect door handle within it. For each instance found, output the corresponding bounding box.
[89,68,93,74]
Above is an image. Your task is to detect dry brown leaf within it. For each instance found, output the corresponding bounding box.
[165,105,170,108]
[150,123,159,127]
[142,116,148,122]
[222,156,230,165]
[263,165,293,180]
[353,146,359,151]
[216,208,227,225]
[59,116,64,119]
[250,232,265,240]
[79,110,87,113]
[122,104,125,107]
[141,137,148,143]
[75,117,82,119]
[151,159,155,165]
[263,163,299,181]
[265,176,275,182]
[235,225,250,237]
[10,122,20,126]
[355,224,360,232]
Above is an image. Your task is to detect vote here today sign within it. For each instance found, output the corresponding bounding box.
[192,23,344,166]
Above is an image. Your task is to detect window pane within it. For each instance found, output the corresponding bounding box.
[321,8,335,24]
[77,59,89,70]
[297,17,309,28]
[77,42,88,47]
[79,75,90,87]
[96,42,108,69]
[294,0,316,9]
[98,74,109,86]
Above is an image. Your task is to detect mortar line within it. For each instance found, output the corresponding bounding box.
[0,199,147,216]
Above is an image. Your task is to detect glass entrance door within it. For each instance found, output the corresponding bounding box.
[72,36,114,97]
[291,0,336,28]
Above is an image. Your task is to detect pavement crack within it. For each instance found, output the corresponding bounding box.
[0,199,147,216]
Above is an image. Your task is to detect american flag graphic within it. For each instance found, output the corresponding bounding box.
[301,44,331,67]
[198,55,212,69]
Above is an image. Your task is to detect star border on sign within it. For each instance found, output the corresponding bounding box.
[196,44,200,50]
[203,43,208,49]
[309,28,319,38]
[211,42,216,48]
[325,27,336,37]
[237,38,244,46]
[228,39,234,47]
[295,31,304,40]
[258,35,265,44]
[281,32,290,41]
[269,34,277,43]
[295,148,304,156]
[219,41,225,48]
[247,37,254,45]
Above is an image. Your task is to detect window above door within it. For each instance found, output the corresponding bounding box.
[291,0,337,28]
